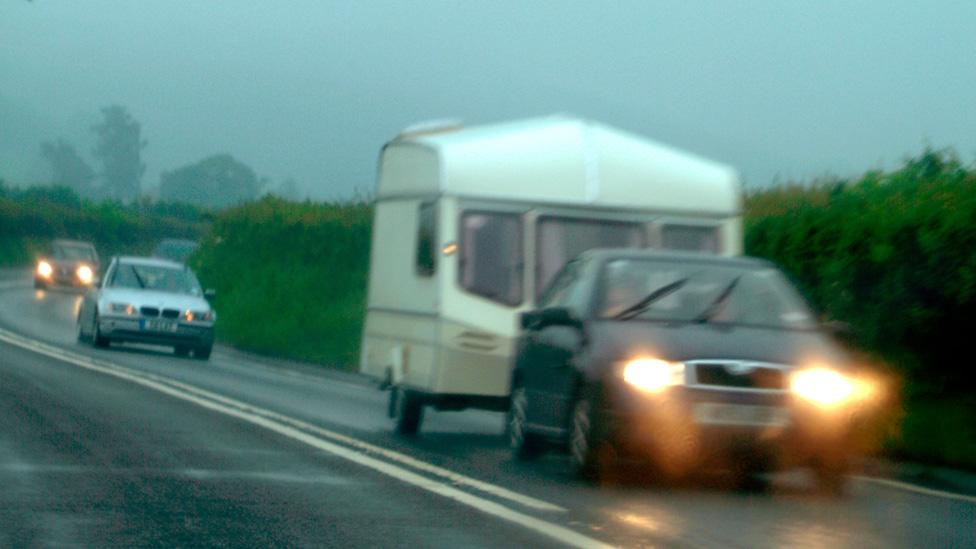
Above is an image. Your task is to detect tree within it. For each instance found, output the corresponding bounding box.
[92,104,146,201]
[158,153,262,209]
[40,138,96,198]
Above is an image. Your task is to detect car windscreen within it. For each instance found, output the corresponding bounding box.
[111,263,202,295]
[597,258,817,330]
[53,245,96,262]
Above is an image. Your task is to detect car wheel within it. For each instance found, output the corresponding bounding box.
[92,314,110,348]
[812,454,849,497]
[391,386,424,435]
[568,389,615,481]
[508,385,544,460]
[194,345,212,361]
[174,346,190,357]
[76,315,86,342]
[34,278,45,290]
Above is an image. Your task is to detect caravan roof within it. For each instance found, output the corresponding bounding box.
[377,115,741,215]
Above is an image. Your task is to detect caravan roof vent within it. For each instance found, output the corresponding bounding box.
[397,118,464,139]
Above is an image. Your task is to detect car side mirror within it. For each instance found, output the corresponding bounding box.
[204,288,217,300]
[520,307,581,331]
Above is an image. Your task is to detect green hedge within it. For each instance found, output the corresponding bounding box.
[191,196,372,369]
[745,150,976,467]
[0,183,205,266]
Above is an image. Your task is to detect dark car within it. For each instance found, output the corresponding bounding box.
[507,250,875,491]
[152,238,199,264]
[34,239,100,289]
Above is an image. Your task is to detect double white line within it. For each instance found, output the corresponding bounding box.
[0,327,613,549]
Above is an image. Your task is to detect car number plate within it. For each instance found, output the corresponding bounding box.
[693,403,789,427]
[143,319,178,332]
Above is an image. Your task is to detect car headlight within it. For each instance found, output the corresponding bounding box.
[76,265,93,284]
[183,310,214,322]
[109,303,135,315]
[37,261,53,278]
[621,357,686,393]
[790,367,855,407]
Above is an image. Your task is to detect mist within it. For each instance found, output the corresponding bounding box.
[2,1,975,200]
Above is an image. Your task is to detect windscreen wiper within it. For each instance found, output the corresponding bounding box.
[130,265,146,289]
[613,277,690,321]
[693,275,741,324]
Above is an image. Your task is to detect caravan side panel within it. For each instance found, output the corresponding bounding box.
[360,199,440,386]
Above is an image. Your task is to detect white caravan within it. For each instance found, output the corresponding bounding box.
[360,116,742,433]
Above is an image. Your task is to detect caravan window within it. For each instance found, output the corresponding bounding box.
[536,217,644,301]
[415,201,437,276]
[661,224,720,253]
[459,211,523,306]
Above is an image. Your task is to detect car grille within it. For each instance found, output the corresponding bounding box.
[692,362,787,391]
[140,306,160,317]
[161,308,180,319]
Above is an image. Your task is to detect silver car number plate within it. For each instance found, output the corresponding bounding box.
[693,403,789,427]
[142,319,178,333]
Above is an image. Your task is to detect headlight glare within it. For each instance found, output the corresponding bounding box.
[76,265,93,284]
[790,367,854,407]
[621,358,685,393]
[37,261,53,278]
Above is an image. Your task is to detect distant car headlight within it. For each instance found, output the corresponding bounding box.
[621,357,686,393]
[37,261,53,278]
[76,265,93,284]
[183,310,214,322]
[109,303,135,315]
[790,367,855,407]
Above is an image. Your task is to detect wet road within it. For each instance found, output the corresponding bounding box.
[1,272,973,548]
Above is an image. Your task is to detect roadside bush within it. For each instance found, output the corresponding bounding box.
[745,149,976,468]
[0,184,205,265]
[191,196,372,369]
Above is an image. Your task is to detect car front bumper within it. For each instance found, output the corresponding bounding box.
[98,315,214,348]
[605,386,861,473]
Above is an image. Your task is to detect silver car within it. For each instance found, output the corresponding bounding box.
[77,256,217,360]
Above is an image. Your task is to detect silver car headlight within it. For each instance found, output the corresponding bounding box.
[183,309,214,322]
[108,303,135,315]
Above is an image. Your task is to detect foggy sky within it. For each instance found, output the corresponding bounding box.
[2,1,975,199]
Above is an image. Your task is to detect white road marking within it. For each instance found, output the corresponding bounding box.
[0,328,606,548]
[854,476,976,504]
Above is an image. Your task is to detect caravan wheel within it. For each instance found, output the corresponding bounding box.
[391,386,424,435]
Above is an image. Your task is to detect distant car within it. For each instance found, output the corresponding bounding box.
[508,250,875,492]
[34,239,100,289]
[77,256,217,360]
[152,238,199,264]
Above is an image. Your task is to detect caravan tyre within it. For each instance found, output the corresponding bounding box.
[392,386,424,435]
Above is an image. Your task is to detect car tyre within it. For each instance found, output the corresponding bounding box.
[391,386,424,435]
[812,454,849,497]
[508,384,544,460]
[92,314,110,348]
[76,315,87,342]
[34,278,46,290]
[174,346,190,357]
[194,345,212,361]
[568,388,615,482]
